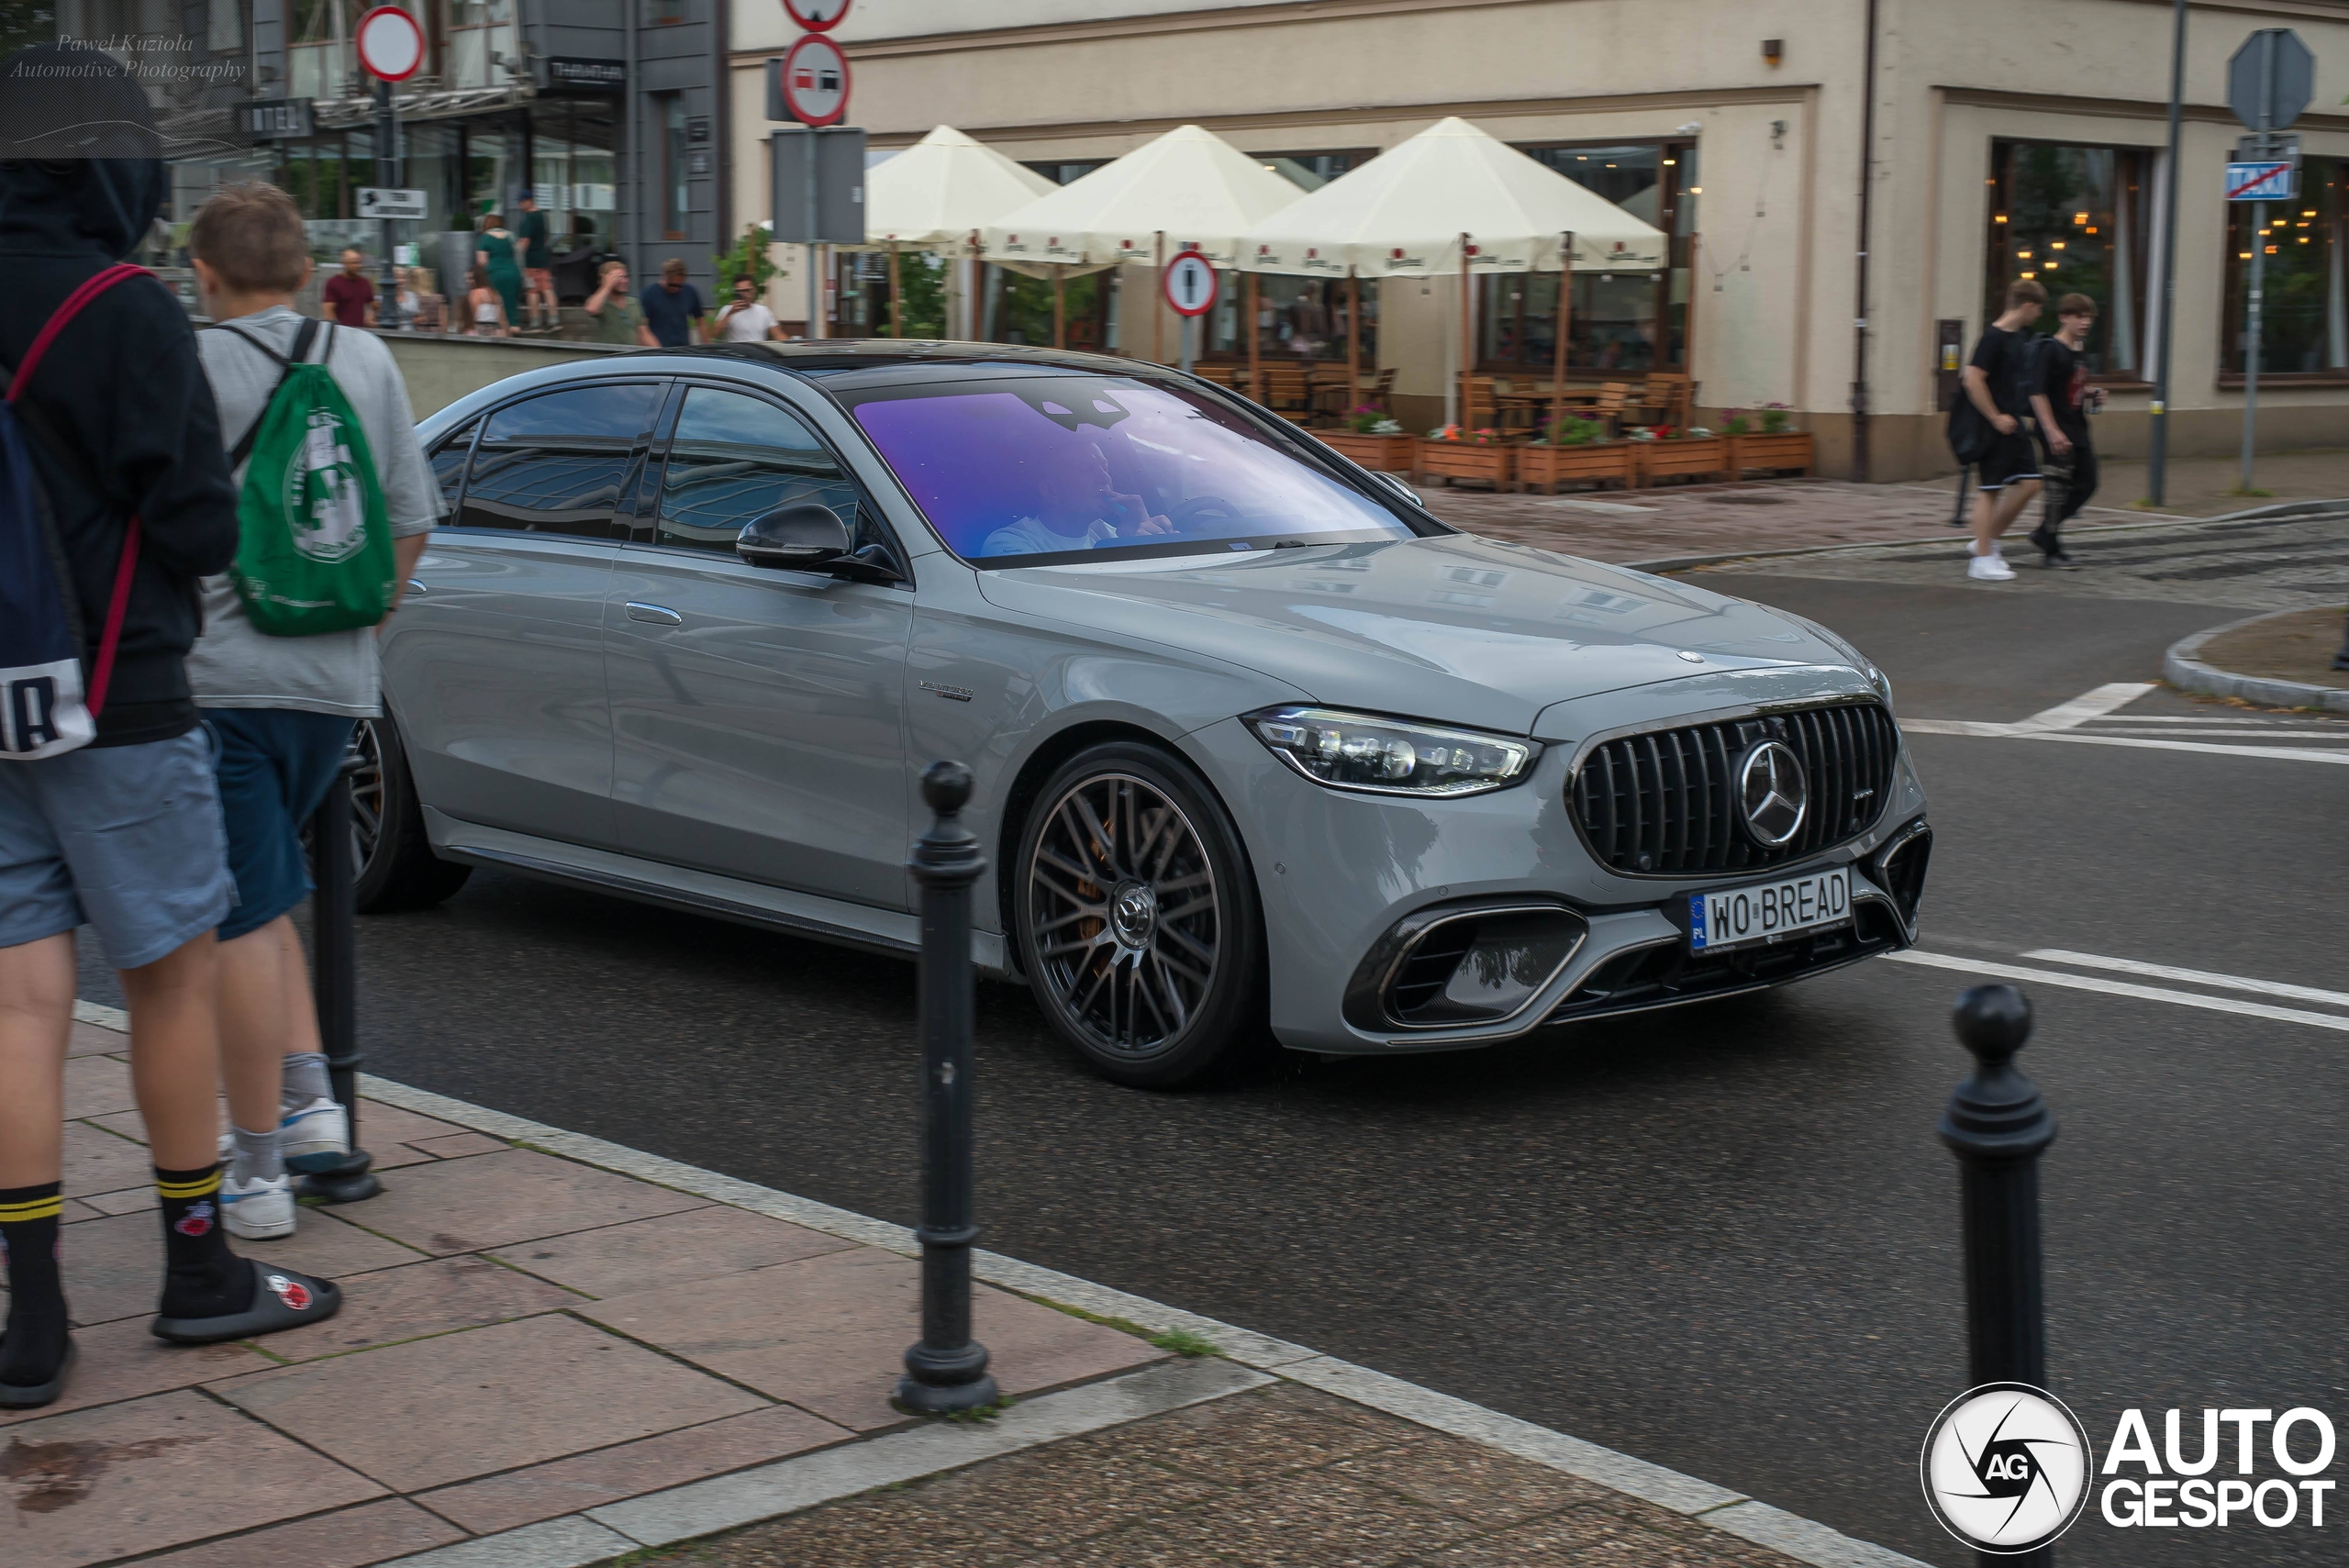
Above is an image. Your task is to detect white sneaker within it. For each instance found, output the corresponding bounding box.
[280,1097,350,1173]
[221,1172,295,1240]
[1967,550,2016,582]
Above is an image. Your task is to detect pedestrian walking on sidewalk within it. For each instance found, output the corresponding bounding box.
[0,47,340,1413]
[1958,280,2047,582]
[2027,293,2104,571]
[185,183,440,1242]
[516,193,554,330]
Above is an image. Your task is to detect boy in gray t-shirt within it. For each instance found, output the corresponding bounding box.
[185,184,440,1240]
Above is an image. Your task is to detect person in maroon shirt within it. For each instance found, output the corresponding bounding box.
[319,247,375,328]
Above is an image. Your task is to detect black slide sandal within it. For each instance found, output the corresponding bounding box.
[0,1335,75,1410]
[151,1260,341,1344]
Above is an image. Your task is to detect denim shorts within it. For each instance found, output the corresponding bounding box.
[204,708,357,942]
[0,728,234,969]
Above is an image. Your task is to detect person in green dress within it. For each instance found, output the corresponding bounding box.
[474,214,521,337]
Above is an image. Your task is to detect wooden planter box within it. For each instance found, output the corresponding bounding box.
[1635,435,1730,486]
[1515,440,1636,494]
[1730,430,1814,476]
[1319,431,1418,472]
[1414,438,1515,489]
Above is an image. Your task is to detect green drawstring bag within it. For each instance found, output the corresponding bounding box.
[216,318,395,636]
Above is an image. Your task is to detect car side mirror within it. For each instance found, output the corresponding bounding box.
[737,504,851,570]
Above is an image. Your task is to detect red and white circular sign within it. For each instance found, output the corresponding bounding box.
[1163,251,1219,317]
[783,0,852,30]
[354,6,425,82]
[779,32,851,127]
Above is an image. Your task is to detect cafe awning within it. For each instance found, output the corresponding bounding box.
[855,126,1057,250]
[1234,116,1668,277]
[978,123,1304,269]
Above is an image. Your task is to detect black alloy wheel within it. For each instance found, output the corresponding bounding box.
[1015,742,1265,1088]
[352,713,473,913]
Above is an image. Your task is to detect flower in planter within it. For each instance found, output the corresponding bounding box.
[1347,404,1388,434]
[1469,428,1504,445]
[1627,427,1658,441]
[1428,424,1459,440]
[1370,417,1402,436]
[1760,402,1793,434]
[1543,415,1605,447]
[1687,427,1712,439]
[1720,410,1753,436]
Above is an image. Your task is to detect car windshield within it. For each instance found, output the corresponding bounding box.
[843,374,1417,564]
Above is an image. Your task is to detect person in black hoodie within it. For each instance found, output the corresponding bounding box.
[0,44,339,1412]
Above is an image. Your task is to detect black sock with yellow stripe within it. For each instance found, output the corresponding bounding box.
[1,1181,68,1388]
[153,1165,246,1319]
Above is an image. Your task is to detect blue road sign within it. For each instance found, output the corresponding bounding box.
[2226,161,2296,201]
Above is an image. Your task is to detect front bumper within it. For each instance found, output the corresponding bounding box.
[1181,690,1931,1057]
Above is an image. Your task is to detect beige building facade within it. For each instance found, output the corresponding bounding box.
[727,0,2349,480]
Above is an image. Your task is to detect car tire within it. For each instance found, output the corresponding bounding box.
[1013,741,1266,1089]
[353,714,473,914]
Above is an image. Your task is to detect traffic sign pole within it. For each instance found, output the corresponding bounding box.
[2147,0,2186,508]
[2242,30,2276,495]
[377,77,401,328]
[355,6,423,333]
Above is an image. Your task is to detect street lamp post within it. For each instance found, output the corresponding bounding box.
[896,761,999,1416]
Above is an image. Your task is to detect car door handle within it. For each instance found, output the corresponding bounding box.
[625,602,683,626]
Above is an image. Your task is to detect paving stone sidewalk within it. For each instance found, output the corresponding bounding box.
[4,1012,1892,1568]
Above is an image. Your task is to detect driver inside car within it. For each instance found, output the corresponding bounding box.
[981,429,1174,557]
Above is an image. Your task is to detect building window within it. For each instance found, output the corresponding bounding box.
[2225,156,2347,376]
[1984,140,2152,378]
[661,95,688,239]
[1251,150,1372,191]
[1477,141,1695,373]
[1022,161,1107,187]
[652,0,687,22]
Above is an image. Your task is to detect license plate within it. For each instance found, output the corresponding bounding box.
[1688,867,1852,952]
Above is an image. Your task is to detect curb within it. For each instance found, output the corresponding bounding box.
[341,1072,1932,1568]
[2165,605,2349,715]
[1617,495,2349,576]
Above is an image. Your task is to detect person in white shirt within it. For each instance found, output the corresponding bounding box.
[980,433,1172,557]
[711,274,785,342]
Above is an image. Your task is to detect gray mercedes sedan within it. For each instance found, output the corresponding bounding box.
[361,342,1930,1086]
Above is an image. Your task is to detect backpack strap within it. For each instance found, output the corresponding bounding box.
[224,317,326,472]
[2,263,154,719]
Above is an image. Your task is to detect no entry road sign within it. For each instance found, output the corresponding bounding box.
[1163,251,1219,317]
[2226,161,2297,202]
[778,32,850,127]
[353,6,424,82]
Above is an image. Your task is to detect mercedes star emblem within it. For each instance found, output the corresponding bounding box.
[1736,740,1808,847]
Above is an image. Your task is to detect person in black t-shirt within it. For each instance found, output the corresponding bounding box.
[1959,279,2047,582]
[2027,293,2104,570]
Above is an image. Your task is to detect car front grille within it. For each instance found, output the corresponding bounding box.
[1569,702,1898,876]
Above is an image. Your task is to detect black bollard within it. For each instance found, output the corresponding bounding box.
[896,761,999,1416]
[297,749,382,1205]
[1940,984,2054,1390]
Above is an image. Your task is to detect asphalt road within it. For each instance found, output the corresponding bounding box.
[80,532,2348,1565]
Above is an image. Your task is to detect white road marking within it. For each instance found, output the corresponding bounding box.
[1884,951,2349,1034]
[2082,715,2340,726]
[2083,727,2349,740]
[1899,680,2349,762]
[2012,681,2158,732]
[2022,949,2349,1009]
[2026,732,2349,765]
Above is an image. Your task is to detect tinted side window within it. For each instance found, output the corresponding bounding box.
[457,383,661,539]
[654,387,861,554]
[429,417,479,514]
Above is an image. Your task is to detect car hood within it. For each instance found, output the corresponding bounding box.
[973,533,1858,735]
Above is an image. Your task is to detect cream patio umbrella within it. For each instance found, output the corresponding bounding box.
[852,126,1057,337]
[1235,117,1669,436]
[979,123,1303,354]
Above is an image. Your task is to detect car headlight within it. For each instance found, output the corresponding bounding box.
[1245,706,1539,796]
